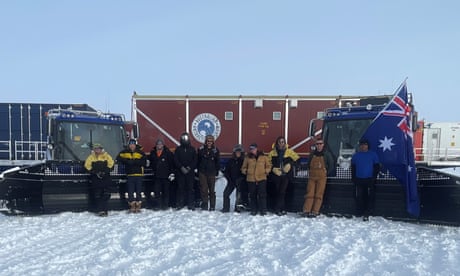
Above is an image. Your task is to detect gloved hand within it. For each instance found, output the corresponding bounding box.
[272,167,282,176]
[180,166,189,174]
[283,163,291,173]
[168,173,175,181]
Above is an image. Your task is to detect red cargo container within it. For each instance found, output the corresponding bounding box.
[132,94,366,158]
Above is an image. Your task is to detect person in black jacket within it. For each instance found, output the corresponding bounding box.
[222,144,246,212]
[174,132,197,210]
[116,139,147,213]
[197,134,220,211]
[268,136,300,216]
[149,138,175,210]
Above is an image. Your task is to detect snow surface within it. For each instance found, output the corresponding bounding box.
[1,177,460,275]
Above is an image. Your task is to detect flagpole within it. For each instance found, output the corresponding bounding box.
[392,77,408,96]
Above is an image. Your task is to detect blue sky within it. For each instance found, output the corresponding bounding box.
[1,1,459,122]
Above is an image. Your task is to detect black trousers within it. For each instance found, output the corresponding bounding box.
[176,173,195,209]
[89,175,111,213]
[271,175,289,212]
[354,177,376,217]
[223,177,246,211]
[248,180,267,213]
[153,178,170,209]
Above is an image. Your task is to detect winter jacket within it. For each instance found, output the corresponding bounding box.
[116,148,147,176]
[351,150,380,179]
[84,151,114,173]
[225,154,245,183]
[197,145,220,176]
[241,151,272,182]
[149,146,175,179]
[174,145,197,175]
[268,143,300,176]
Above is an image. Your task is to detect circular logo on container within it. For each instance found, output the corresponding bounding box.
[191,113,221,143]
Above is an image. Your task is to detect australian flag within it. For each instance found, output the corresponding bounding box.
[362,82,420,217]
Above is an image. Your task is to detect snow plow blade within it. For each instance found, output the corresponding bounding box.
[0,161,152,214]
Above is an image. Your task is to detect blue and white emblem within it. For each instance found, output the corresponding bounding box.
[191,113,221,143]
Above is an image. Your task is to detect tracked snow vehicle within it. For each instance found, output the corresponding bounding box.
[285,88,460,225]
[0,108,140,214]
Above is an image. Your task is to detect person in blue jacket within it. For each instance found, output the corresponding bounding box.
[351,138,381,221]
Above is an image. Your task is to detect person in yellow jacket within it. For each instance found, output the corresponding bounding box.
[116,139,147,213]
[84,143,114,217]
[241,143,272,216]
[268,136,300,216]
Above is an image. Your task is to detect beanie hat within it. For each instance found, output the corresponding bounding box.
[232,144,244,153]
[128,139,137,145]
[359,138,369,145]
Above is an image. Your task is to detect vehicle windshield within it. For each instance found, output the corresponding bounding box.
[323,119,372,168]
[53,121,126,161]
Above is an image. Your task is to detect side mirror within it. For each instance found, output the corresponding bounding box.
[132,123,139,139]
[309,120,316,137]
[411,112,419,132]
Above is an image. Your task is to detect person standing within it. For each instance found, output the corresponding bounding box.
[117,139,147,213]
[351,138,381,221]
[197,135,220,211]
[84,143,114,217]
[241,143,272,216]
[174,132,197,210]
[149,138,175,210]
[302,138,334,218]
[222,144,246,213]
[268,136,300,216]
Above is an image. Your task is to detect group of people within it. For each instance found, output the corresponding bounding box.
[83,132,221,216]
[84,133,381,221]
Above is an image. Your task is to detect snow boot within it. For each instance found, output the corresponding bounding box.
[128,201,136,213]
[97,211,108,217]
[135,201,142,213]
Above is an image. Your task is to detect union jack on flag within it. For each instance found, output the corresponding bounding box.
[362,82,420,217]
[382,91,412,138]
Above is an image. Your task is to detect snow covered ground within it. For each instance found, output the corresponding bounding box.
[1,178,460,275]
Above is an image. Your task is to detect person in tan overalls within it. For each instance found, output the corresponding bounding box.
[302,139,334,217]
